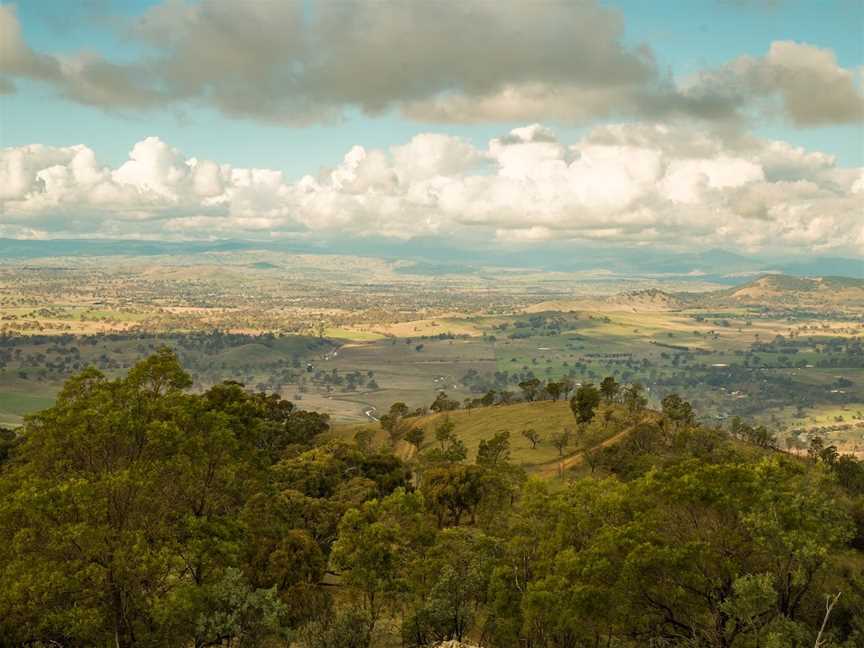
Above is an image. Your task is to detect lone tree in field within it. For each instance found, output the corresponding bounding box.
[521,428,541,449]
[570,383,600,424]
[550,429,572,457]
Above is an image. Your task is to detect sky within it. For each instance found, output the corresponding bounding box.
[0,0,862,257]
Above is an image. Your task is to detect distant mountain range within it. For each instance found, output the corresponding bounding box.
[0,238,860,282]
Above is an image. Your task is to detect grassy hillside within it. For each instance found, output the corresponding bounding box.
[699,274,864,309]
[332,399,626,474]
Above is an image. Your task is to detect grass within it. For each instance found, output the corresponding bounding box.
[212,343,285,364]
[333,400,607,474]
[324,328,387,341]
[0,389,57,426]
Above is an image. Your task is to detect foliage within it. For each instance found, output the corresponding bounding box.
[2,355,863,647]
[405,426,426,449]
[0,349,404,646]
[521,427,541,449]
[431,392,461,413]
[549,428,571,457]
[476,430,510,468]
[570,383,600,424]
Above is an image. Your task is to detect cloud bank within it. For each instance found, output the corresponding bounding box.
[1,1,862,127]
[2,123,861,255]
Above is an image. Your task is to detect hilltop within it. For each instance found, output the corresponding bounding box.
[332,399,644,477]
[606,288,686,311]
[524,273,863,314]
[695,273,864,310]
[525,287,686,313]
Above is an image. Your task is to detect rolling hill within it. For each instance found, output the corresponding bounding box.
[525,288,686,313]
[331,400,636,476]
[696,274,864,310]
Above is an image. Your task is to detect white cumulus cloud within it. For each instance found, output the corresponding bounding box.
[0,124,862,255]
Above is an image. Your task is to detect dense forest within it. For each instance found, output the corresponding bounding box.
[1,349,863,647]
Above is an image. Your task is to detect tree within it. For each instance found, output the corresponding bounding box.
[521,428,541,449]
[435,417,457,450]
[581,444,602,474]
[284,410,331,446]
[476,431,511,468]
[480,390,497,407]
[331,489,433,645]
[808,435,825,462]
[421,417,468,465]
[546,381,565,401]
[424,464,487,527]
[0,350,327,646]
[599,376,619,403]
[750,425,775,448]
[617,458,852,644]
[241,493,327,597]
[509,456,854,648]
[402,528,496,645]
[498,390,515,405]
[0,351,216,645]
[622,382,647,419]
[819,444,840,466]
[389,401,410,418]
[570,383,600,424]
[188,568,289,647]
[660,393,695,427]
[518,378,542,402]
[550,429,572,457]
[406,426,426,451]
[296,609,373,648]
[354,429,373,452]
[0,426,18,466]
[430,392,460,413]
[731,418,777,449]
[380,401,412,445]
[4,348,863,647]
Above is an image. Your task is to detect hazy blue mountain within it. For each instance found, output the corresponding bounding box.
[0,238,859,280]
[768,257,864,279]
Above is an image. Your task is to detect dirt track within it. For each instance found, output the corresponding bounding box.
[536,426,632,478]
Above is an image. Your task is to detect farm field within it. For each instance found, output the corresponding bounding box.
[2,303,861,457]
[1,259,861,453]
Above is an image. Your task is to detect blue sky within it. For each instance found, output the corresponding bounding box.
[3,0,862,175]
[0,0,862,255]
